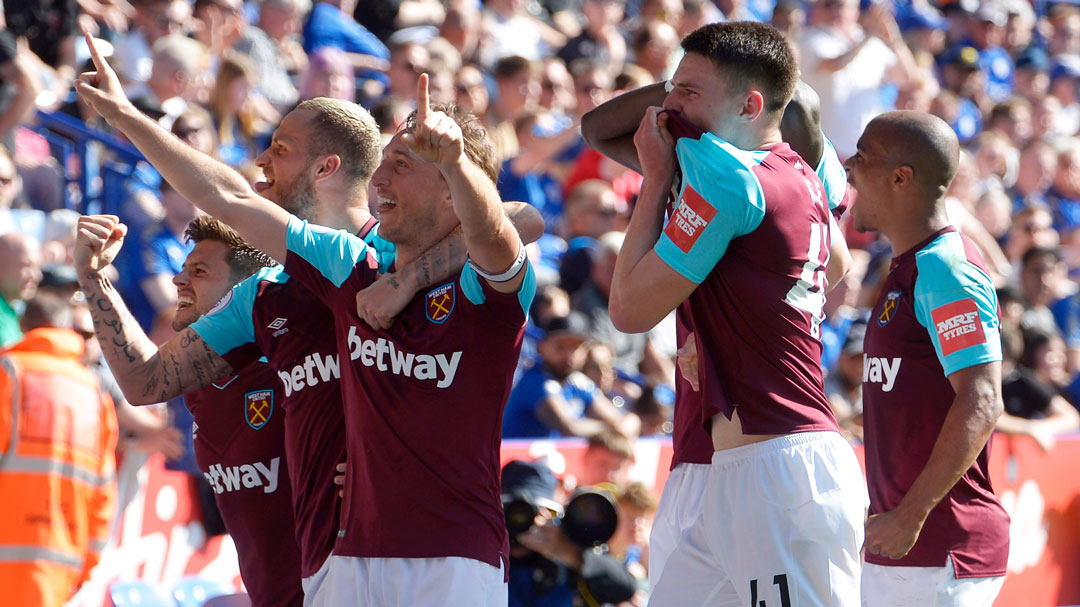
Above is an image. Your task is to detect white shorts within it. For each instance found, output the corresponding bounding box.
[302,553,333,607]
[649,432,869,607]
[648,462,710,588]
[322,555,507,607]
[862,556,1005,607]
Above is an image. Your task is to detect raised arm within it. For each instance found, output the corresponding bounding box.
[73,32,292,261]
[580,81,668,174]
[405,75,527,293]
[75,215,233,404]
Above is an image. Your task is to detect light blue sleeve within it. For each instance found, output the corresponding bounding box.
[913,234,1002,376]
[190,265,286,355]
[285,215,372,287]
[816,135,847,211]
[460,258,537,318]
[362,223,397,273]
[655,136,767,284]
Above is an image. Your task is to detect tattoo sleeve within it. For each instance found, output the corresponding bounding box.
[77,270,233,404]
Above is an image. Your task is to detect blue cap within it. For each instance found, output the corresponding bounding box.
[898,5,949,31]
[940,45,982,69]
[502,460,559,502]
[1015,46,1050,72]
[1051,55,1080,81]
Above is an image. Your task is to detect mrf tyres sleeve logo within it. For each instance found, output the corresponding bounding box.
[931,298,986,356]
[664,186,717,253]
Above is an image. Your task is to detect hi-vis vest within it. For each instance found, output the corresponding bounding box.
[0,328,118,607]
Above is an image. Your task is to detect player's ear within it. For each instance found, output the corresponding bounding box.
[315,155,342,180]
[739,90,766,121]
[892,164,914,190]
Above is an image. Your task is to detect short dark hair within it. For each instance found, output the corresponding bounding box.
[185,216,276,283]
[680,22,798,117]
[1021,245,1064,270]
[495,55,533,80]
[404,102,499,184]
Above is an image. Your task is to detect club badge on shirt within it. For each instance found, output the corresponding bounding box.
[245,390,274,430]
[878,291,902,327]
[426,283,456,324]
[932,298,986,356]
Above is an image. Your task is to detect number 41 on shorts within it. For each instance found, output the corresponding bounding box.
[749,573,791,607]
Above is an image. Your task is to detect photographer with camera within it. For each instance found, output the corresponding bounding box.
[502,460,639,607]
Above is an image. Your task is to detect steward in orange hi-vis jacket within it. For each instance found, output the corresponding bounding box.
[0,327,118,606]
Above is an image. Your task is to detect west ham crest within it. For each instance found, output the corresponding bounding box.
[426,283,455,324]
[245,390,274,430]
[878,291,902,327]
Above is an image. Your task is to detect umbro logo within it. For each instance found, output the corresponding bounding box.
[794,160,803,170]
[268,317,289,337]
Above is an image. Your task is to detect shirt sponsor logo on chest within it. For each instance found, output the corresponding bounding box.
[346,326,463,388]
[204,456,281,495]
[863,356,901,392]
[278,351,340,397]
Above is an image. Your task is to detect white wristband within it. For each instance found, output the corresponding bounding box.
[467,242,527,283]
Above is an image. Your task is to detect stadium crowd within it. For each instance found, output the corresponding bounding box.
[1,0,1079,604]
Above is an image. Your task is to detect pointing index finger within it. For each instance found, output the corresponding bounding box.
[83,29,108,73]
[416,73,430,125]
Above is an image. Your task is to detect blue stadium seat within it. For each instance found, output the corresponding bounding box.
[109,580,176,607]
[171,576,234,607]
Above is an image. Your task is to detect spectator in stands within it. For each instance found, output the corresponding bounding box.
[440,3,482,65]
[454,63,490,121]
[1004,205,1058,265]
[208,52,270,168]
[130,35,208,129]
[490,56,541,160]
[1049,56,1080,138]
[3,0,79,106]
[557,0,626,76]
[384,40,428,104]
[0,233,43,347]
[579,428,635,486]
[110,0,191,93]
[481,0,565,64]
[497,111,580,232]
[798,0,920,159]
[302,0,389,77]
[583,340,643,410]
[1019,246,1069,336]
[1047,4,1080,56]
[171,107,218,158]
[0,146,39,237]
[825,319,866,442]
[1047,140,1080,234]
[71,299,184,461]
[0,293,118,607]
[204,0,298,113]
[963,2,1014,103]
[0,28,40,146]
[259,0,312,80]
[503,459,638,607]
[503,311,636,439]
[997,326,1080,451]
[298,46,354,102]
[538,58,576,119]
[986,97,1033,148]
[632,19,680,82]
[571,231,673,387]
[1013,45,1050,101]
[1009,139,1057,213]
[607,480,658,596]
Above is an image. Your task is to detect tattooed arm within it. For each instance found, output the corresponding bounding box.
[356,201,544,329]
[76,215,233,404]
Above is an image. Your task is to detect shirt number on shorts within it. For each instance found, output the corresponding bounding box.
[749,573,791,607]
